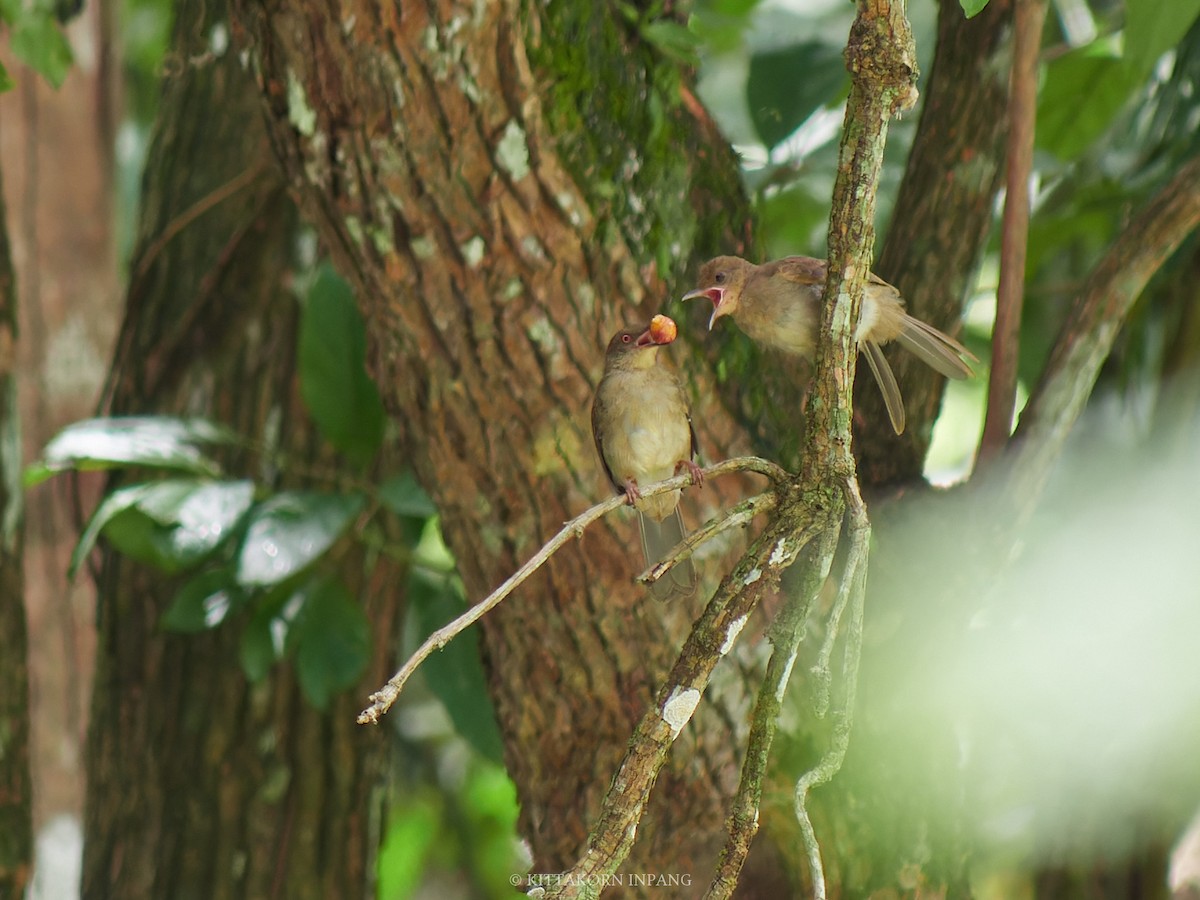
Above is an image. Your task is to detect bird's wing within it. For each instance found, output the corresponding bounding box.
[590,390,621,492]
[775,257,898,293]
[771,256,827,286]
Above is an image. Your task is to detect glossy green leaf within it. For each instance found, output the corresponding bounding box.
[410,569,505,764]
[1037,47,1143,161]
[161,568,243,633]
[8,8,73,88]
[747,41,846,150]
[236,490,365,587]
[959,0,989,17]
[28,416,233,486]
[1124,0,1200,75]
[70,479,253,578]
[100,507,193,574]
[377,472,437,519]
[299,265,385,468]
[293,577,371,710]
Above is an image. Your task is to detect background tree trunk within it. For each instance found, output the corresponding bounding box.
[81,2,402,896]
[0,166,32,900]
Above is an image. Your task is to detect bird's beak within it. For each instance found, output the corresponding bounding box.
[681,286,726,331]
[634,328,658,347]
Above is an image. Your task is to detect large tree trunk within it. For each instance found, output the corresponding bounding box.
[82,2,401,896]
[231,0,770,881]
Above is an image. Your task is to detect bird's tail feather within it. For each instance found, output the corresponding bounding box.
[862,340,906,435]
[897,314,976,380]
[638,507,697,602]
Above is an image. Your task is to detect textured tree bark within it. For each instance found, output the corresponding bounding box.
[231,0,764,882]
[81,2,401,897]
[0,167,32,900]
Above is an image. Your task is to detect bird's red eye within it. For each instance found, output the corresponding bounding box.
[621,333,632,343]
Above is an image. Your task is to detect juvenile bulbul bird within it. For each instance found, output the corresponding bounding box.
[682,255,975,434]
[592,315,702,601]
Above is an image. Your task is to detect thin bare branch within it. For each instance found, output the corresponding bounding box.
[980,0,1048,458]
[357,456,784,725]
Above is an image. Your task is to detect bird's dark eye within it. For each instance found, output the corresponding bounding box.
[715,271,727,284]
[621,333,633,343]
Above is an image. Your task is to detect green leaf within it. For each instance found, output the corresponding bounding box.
[161,568,243,633]
[377,797,442,900]
[236,490,365,587]
[28,416,233,486]
[959,0,989,17]
[69,479,254,578]
[292,577,371,710]
[1124,0,1200,75]
[8,8,73,88]
[1037,47,1143,161]
[299,265,385,467]
[101,507,193,574]
[377,472,436,519]
[410,569,505,764]
[239,605,278,683]
[747,41,847,150]
[0,60,13,93]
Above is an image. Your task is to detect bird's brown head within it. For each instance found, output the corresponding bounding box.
[604,315,677,369]
[681,256,751,331]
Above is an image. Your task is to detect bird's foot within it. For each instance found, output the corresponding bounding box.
[621,479,642,505]
[676,459,704,489]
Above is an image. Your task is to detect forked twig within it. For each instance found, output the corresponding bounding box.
[357,455,785,724]
[636,490,779,587]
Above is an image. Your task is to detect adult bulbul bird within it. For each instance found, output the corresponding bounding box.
[682,255,975,434]
[592,316,702,601]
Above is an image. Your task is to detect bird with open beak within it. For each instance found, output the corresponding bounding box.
[591,315,702,601]
[682,255,975,434]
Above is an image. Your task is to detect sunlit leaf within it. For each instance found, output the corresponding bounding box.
[410,569,505,764]
[377,797,441,900]
[747,41,846,150]
[299,265,385,468]
[236,490,365,587]
[29,416,233,486]
[1037,47,1143,161]
[959,0,989,17]
[293,577,371,710]
[1124,0,1200,75]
